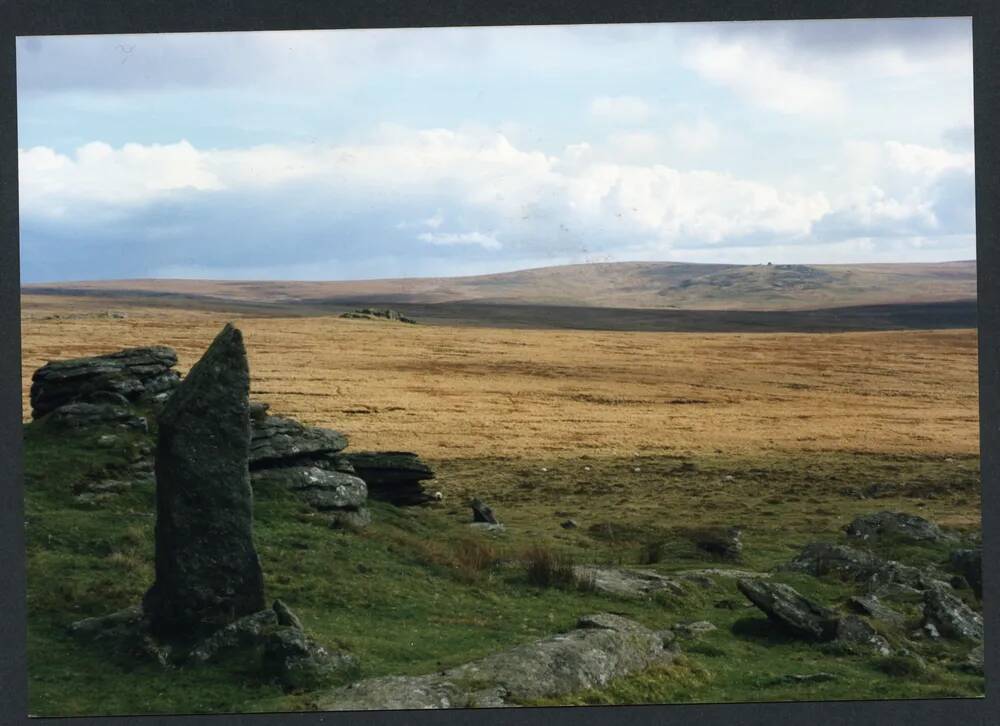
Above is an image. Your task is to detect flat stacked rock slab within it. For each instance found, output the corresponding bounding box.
[250,415,348,468]
[344,451,435,506]
[30,345,180,418]
[250,413,368,526]
[254,466,367,512]
[42,401,149,432]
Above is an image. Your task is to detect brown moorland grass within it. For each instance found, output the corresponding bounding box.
[20,295,979,461]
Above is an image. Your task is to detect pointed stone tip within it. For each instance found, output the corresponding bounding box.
[209,322,244,351]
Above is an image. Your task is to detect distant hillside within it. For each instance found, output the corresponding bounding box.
[23,260,977,312]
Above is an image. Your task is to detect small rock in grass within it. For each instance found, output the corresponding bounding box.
[673,621,717,639]
[273,600,303,630]
[560,519,578,530]
[470,497,499,525]
[262,626,359,691]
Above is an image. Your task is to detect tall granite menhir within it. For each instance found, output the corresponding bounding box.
[143,324,266,638]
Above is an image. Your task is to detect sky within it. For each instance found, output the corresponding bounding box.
[16,18,976,283]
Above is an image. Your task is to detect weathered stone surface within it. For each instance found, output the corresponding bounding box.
[188,602,357,690]
[783,542,939,595]
[844,511,952,543]
[188,609,279,663]
[923,583,983,642]
[263,626,359,691]
[273,599,303,629]
[31,345,179,418]
[43,402,148,432]
[345,451,435,506]
[317,613,676,710]
[250,415,348,468]
[737,579,839,641]
[786,542,883,579]
[470,497,499,524]
[143,324,265,638]
[252,466,367,510]
[573,565,684,599]
[848,595,905,627]
[834,615,892,655]
[67,604,145,641]
[948,548,982,598]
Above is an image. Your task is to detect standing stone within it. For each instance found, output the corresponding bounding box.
[143,324,265,638]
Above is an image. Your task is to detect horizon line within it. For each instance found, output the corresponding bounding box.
[20,258,979,287]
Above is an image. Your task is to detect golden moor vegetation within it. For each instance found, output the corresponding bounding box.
[21,295,979,461]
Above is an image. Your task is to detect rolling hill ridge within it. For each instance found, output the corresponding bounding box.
[23,260,977,312]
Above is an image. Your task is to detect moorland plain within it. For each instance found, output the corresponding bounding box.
[20,291,984,714]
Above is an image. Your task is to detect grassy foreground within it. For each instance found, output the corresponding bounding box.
[24,413,983,716]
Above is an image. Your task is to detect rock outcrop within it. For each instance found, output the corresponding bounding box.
[737,579,840,641]
[844,511,953,544]
[572,566,684,599]
[344,451,436,506]
[833,615,892,655]
[470,497,499,525]
[42,401,149,432]
[250,415,348,468]
[783,541,943,595]
[316,613,677,710]
[340,308,417,324]
[248,414,368,524]
[143,324,266,638]
[847,595,905,627]
[923,583,983,642]
[30,345,180,418]
[190,601,358,690]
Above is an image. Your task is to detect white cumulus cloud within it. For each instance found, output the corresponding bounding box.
[17,126,975,280]
[685,38,845,117]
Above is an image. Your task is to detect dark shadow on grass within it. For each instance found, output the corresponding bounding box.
[730,616,802,646]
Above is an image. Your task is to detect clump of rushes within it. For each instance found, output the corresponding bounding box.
[523,544,579,589]
[452,538,501,582]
